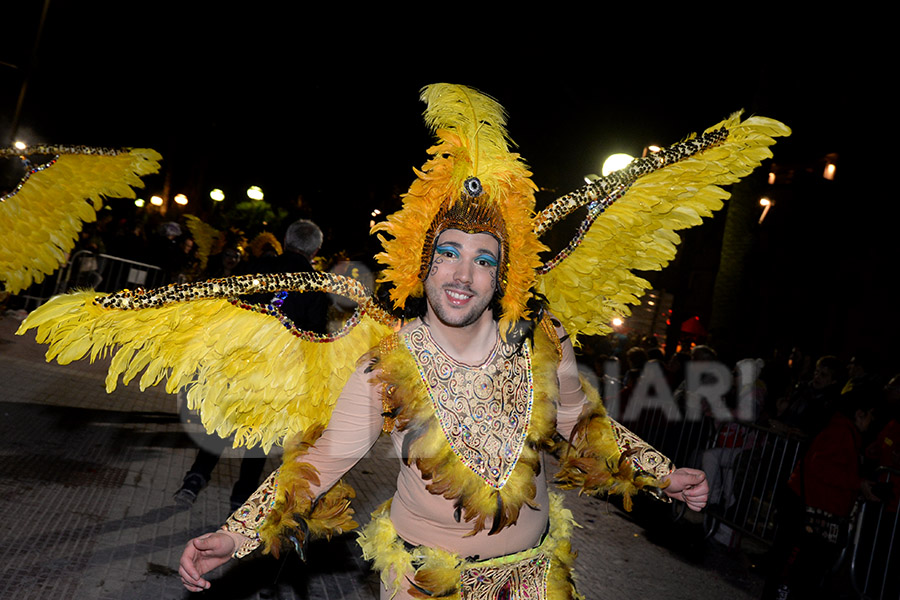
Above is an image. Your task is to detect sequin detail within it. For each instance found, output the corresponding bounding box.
[225,469,279,558]
[460,552,550,600]
[96,271,397,340]
[609,419,674,479]
[1,145,130,202]
[403,323,533,489]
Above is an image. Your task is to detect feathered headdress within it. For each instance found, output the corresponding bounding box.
[375,85,791,345]
[373,84,547,338]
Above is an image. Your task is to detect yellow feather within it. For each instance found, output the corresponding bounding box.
[17,292,392,452]
[1,148,161,294]
[537,112,790,338]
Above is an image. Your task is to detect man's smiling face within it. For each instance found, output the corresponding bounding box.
[423,229,499,329]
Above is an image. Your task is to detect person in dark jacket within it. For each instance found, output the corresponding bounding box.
[765,388,880,598]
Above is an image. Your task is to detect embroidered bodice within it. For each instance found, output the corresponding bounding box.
[402,323,534,489]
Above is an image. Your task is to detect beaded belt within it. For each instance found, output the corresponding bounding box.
[460,549,550,600]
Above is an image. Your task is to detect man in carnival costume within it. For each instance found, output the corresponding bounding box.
[178,85,717,600]
[16,84,788,599]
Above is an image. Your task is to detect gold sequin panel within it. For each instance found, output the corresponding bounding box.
[609,419,674,479]
[460,552,550,600]
[404,324,533,489]
[225,470,279,558]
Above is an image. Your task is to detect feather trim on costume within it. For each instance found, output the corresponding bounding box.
[376,322,559,536]
[17,273,395,451]
[0,146,162,294]
[357,492,583,600]
[257,425,359,558]
[554,379,668,511]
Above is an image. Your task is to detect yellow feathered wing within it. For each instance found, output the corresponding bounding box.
[17,290,393,452]
[0,147,162,294]
[536,113,791,341]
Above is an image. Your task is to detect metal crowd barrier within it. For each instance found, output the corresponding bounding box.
[622,412,804,545]
[849,468,900,599]
[699,422,804,544]
[15,250,166,309]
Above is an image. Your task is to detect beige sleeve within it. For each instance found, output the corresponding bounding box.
[222,363,384,558]
[551,317,674,480]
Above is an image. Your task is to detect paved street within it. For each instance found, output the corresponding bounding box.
[0,313,765,599]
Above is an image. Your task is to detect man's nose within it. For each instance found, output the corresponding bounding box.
[453,260,473,284]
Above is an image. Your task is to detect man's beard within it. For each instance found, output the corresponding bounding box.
[424,283,494,328]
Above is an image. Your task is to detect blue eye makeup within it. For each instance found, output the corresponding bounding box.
[476,254,498,268]
[435,244,460,259]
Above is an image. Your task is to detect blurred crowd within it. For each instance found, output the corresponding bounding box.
[577,331,899,599]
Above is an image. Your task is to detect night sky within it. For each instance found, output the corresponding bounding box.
[2,4,895,364]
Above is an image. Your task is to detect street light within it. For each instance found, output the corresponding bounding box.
[134,198,146,207]
[247,186,264,201]
[210,188,225,202]
[601,153,634,177]
[759,197,773,224]
[150,195,164,206]
[174,193,188,206]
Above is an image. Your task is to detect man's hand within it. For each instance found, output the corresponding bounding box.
[662,468,709,512]
[178,531,236,592]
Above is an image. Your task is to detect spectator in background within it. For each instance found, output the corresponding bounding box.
[203,246,243,279]
[151,222,186,283]
[172,233,200,283]
[866,375,900,511]
[702,358,766,546]
[774,355,843,438]
[618,346,648,418]
[765,388,881,599]
[237,219,328,333]
[843,351,876,395]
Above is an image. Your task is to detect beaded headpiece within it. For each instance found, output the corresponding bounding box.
[418,182,511,291]
[374,84,546,336]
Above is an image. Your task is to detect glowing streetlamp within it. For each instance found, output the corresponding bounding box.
[174,193,188,206]
[247,186,264,201]
[150,195,164,206]
[134,198,146,208]
[13,140,27,151]
[601,153,634,176]
[759,197,773,224]
[210,188,225,202]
